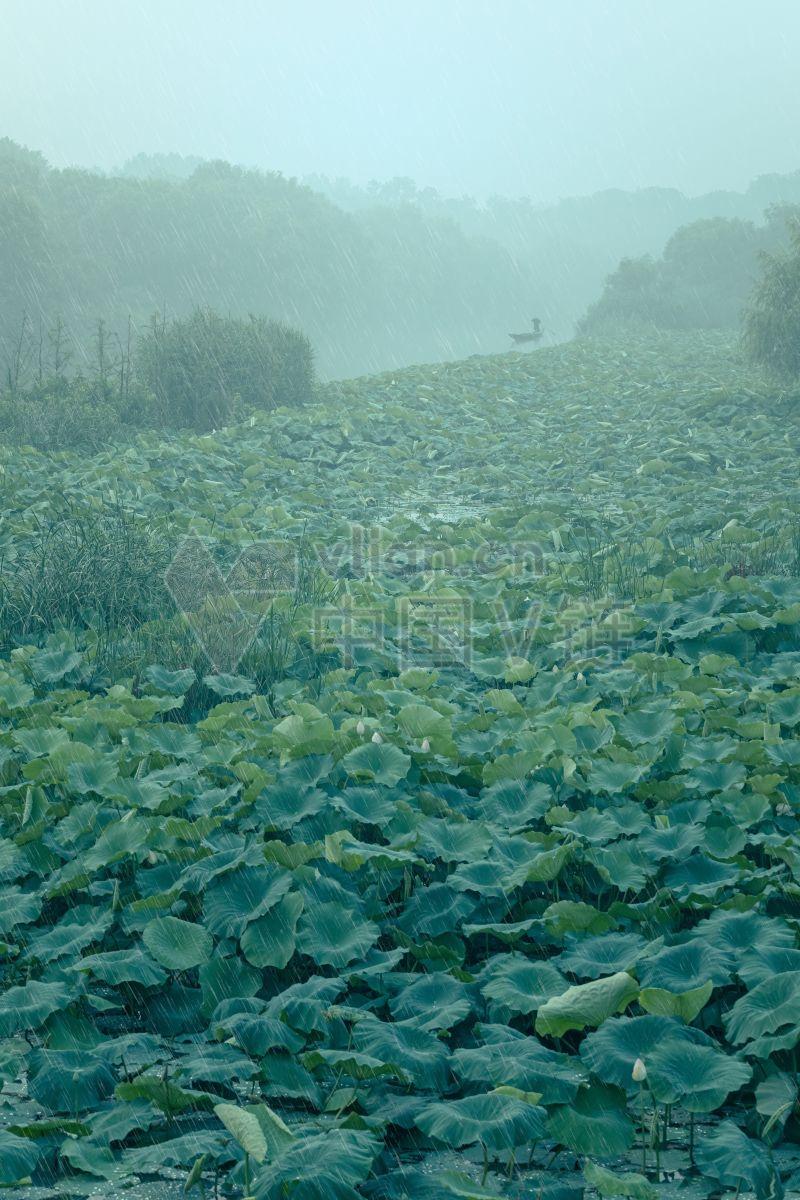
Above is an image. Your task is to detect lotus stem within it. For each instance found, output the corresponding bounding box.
[481,1142,489,1185]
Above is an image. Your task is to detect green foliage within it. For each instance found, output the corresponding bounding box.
[581,211,796,335]
[0,333,798,1196]
[139,308,313,430]
[744,215,800,378]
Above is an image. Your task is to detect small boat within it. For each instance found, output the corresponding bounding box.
[509,318,543,346]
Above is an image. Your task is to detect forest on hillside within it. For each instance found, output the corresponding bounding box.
[4,137,800,382]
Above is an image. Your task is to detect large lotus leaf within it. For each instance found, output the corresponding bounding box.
[353,1016,450,1092]
[73,946,168,987]
[254,783,329,830]
[584,760,645,794]
[417,1092,547,1151]
[203,864,292,937]
[122,1131,226,1172]
[265,975,344,1035]
[646,1041,751,1112]
[389,973,472,1030]
[691,910,794,960]
[25,906,112,964]
[0,979,71,1036]
[638,980,713,1024]
[419,818,493,864]
[725,971,800,1046]
[297,901,379,968]
[536,972,639,1038]
[142,916,213,971]
[636,822,705,862]
[583,1160,657,1200]
[638,939,732,991]
[580,1015,710,1090]
[663,853,740,900]
[547,1083,634,1157]
[396,883,477,939]
[215,1102,267,1161]
[252,1129,379,1200]
[144,664,197,694]
[28,1049,116,1113]
[451,1031,586,1105]
[331,786,398,827]
[342,742,411,786]
[0,1130,41,1184]
[199,955,262,1014]
[558,933,646,980]
[694,1121,778,1200]
[616,704,675,747]
[302,1048,408,1083]
[739,946,800,989]
[479,956,567,1015]
[241,891,304,969]
[476,780,552,830]
[0,886,42,934]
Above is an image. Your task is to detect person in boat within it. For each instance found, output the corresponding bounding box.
[509,318,542,346]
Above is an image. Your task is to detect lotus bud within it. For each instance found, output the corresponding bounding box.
[632,1057,647,1083]
[551,664,559,673]
[577,671,585,683]
[371,731,383,744]
[356,720,366,736]
[421,738,431,753]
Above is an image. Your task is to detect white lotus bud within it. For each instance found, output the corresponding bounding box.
[356,720,366,736]
[632,1058,647,1083]
[371,731,383,744]
[421,738,431,753]
[577,672,585,683]
[551,664,559,673]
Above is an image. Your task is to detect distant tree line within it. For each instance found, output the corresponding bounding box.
[577,209,799,336]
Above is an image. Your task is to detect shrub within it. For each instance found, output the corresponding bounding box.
[0,502,171,655]
[138,308,313,430]
[743,217,800,378]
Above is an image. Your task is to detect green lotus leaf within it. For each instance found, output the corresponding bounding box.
[724,971,800,1046]
[581,1015,710,1090]
[203,864,292,937]
[480,956,567,1015]
[203,672,256,697]
[28,1049,115,1113]
[142,916,214,971]
[390,972,472,1030]
[547,1082,634,1156]
[241,891,304,969]
[638,980,713,1023]
[144,664,197,694]
[583,1160,657,1200]
[417,1092,547,1150]
[0,979,71,1035]
[558,932,645,980]
[252,1129,379,1199]
[297,900,379,968]
[646,1041,751,1111]
[74,946,168,987]
[214,1102,267,1162]
[341,741,411,786]
[0,1130,41,1185]
[694,1121,778,1200]
[536,972,639,1038]
[452,1028,586,1105]
[353,1015,450,1091]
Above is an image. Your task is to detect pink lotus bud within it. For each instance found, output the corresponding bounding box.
[371,731,383,744]
[421,738,431,753]
[356,720,366,736]
[632,1058,647,1083]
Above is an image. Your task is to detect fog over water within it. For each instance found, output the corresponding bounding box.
[3,0,800,201]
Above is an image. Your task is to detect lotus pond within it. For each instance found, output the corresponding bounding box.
[1,331,800,1198]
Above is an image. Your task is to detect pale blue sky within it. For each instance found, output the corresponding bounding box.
[2,0,799,201]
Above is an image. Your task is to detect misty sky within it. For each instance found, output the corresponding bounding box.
[3,0,800,203]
